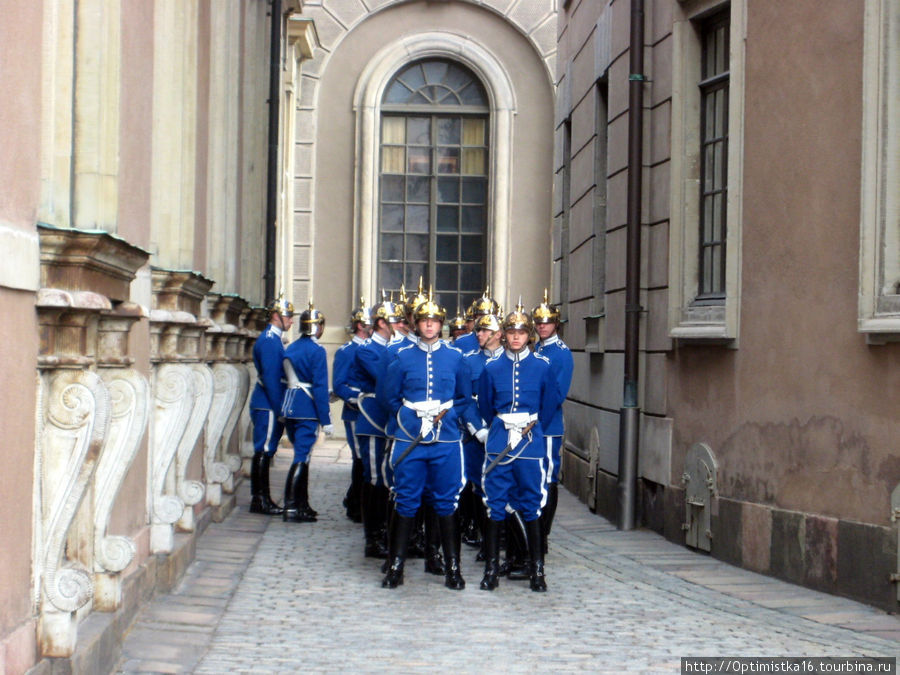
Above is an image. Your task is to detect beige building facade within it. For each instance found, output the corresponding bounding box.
[555,0,900,612]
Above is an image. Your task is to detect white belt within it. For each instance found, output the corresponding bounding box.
[402,399,452,438]
[496,412,538,450]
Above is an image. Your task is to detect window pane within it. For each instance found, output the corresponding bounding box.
[406,234,428,261]
[407,147,431,174]
[460,264,482,292]
[461,178,486,203]
[437,117,461,145]
[382,204,404,231]
[382,147,405,173]
[703,144,716,191]
[460,235,483,262]
[436,235,459,262]
[384,82,412,104]
[407,117,430,144]
[406,205,429,232]
[459,81,487,106]
[462,148,485,175]
[462,118,485,145]
[437,291,457,312]
[407,176,430,203]
[435,263,458,291]
[381,234,403,260]
[437,147,460,174]
[382,117,405,143]
[438,178,459,203]
[381,263,403,289]
[461,205,485,232]
[423,61,449,85]
[382,175,404,201]
[405,264,426,288]
[437,205,458,232]
[713,143,725,190]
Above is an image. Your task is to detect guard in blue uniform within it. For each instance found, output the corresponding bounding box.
[351,298,400,558]
[380,292,472,590]
[533,289,573,550]
[477,303,559,592]
[333,299,373,522]
[248,295,294,516]
[453,288,499,355]
[281,301,333,523]
[460,313,504,556]
[448,308,468,342]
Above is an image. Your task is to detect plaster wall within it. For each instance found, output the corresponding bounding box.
[667,0,900,527]
[311,1,554,337]
[0,0,42,641]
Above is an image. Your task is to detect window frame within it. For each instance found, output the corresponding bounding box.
[668,0,746,343]
[859,0,900,343]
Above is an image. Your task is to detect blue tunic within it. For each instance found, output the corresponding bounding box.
[452,330,477,355]
[282,336,331,464]
[332,335,366,423]
[350,334,391,437]
[534,334,573,437]
[249,325,287,456]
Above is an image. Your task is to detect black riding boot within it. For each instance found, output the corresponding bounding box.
[363,483,388,558]
[250,453,283,515]
[479,518,501,591]
[474,496,488,561]
[382,514,414,588]
[343,457,363,523]
[297,461,318,519]
[423,504,444,575]
[502,509,530,580]
[284,463,316,523]
[438,513,465,590]
[526,518,547,592]
[540,482,559,554]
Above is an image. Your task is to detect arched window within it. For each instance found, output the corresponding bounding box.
[378,59,490,312]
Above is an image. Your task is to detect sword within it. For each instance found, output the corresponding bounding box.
[392,408,449,467]
[484,420,538,475]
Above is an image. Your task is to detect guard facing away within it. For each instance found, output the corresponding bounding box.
[477,303,559,592]
[333,299,373,522]
[381,292,472,590]
[533,289,573,552]
[248,294,294,516]
[282,301,333,523]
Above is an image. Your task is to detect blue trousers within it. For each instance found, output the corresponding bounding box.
[344,420,358,459]
[482,455,547,522]
[390,439,465,518]
[285,418,318,464]
[462,438,485,496]
[251,409,283,458]
[357,434,387,487]
[544,435,563,484]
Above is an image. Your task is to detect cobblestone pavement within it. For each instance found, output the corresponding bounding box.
[116,440,899,674]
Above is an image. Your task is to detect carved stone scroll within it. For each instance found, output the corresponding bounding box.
[36,369,110,657]
[149,361,193,554]
[93,368,149,610]
[220,363,251,491]
[173,363,213,530]
[204,364,240,505]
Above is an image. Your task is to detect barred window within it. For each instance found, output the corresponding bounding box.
[697,12,729,301]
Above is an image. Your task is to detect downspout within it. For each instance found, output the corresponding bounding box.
[617,0,645,531]
[264,0,282,304]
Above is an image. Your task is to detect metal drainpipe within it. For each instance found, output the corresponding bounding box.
[617,0,645,531]
[264,0,282,305]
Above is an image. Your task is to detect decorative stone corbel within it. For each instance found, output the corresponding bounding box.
[148,309,195,554]
[150,268,214,535]
[34,288,112,657]
[92,302,150,611]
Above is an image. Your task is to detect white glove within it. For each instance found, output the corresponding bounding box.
[322,424,334,437]
[475,428,488,444]
[348,397,359,406]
